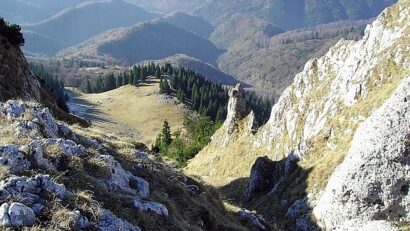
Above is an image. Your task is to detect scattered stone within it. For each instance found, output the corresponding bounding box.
[0,203,11,227]
[3,100,25,119]
[98,209,141,231]
[135,150,149,162]
[133,198,169,216]
[0,175,69,205]
[100,155,149,198]
[0,145,30,173]
[8,202,36,227]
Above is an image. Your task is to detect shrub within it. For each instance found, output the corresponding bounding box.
[0,18,25,47]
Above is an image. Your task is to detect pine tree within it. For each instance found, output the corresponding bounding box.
[161,120,172,145]
[85,79,92,93]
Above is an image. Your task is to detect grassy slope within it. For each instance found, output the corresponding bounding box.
[67,78,186,146]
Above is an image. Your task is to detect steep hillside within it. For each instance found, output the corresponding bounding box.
[210,14,284,49]
[195,0,397,29]
[216,20,368,96]
[144,54,239,86]
[162,12,214,39]
[67,80,187,146]
[186,0,410,229]
[57,20,223,66]
[22,0,157,56]
[0,32,86,126]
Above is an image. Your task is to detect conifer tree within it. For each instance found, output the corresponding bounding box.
[161,120,172,145]
[85,79,92,93]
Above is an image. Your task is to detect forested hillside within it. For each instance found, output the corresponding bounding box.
[58,20,223,66]
[22,0,157,55]
[195,0,397,29]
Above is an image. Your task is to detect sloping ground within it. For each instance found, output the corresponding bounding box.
[0,100,249,230]
[186,0,410,228]
[67,79,187,146]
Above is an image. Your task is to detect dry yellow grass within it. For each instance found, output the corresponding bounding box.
[67,78,186,146]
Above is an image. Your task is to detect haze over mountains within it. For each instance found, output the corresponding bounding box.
[22,0,157,56]
[58,20,222,66]
[1,0,398,93]
[195,0,398,29]
[0,0,83,24]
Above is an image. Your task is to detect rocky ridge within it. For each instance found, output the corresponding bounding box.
[186,0,410,229]
[0,99,250,230]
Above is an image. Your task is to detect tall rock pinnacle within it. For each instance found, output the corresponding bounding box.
[224,83,248,134]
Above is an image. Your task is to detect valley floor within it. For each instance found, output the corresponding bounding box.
[66,78,187,146]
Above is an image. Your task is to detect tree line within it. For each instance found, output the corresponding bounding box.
[0,18,24,47]
[30,64,69,112]
[83,62,273,123]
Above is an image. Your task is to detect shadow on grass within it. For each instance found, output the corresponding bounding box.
[65,89,115,124]
[218,159,319,231]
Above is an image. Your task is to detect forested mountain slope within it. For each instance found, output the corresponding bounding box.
[22,0,157,56]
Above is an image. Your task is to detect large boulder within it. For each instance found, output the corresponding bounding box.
[243,156,285,201]
[8,202,36,227]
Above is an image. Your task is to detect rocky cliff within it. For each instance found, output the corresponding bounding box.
[0,33,87,126]
[186,0,410,229]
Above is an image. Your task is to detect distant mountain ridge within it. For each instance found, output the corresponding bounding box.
[0,0,83,24]
[161,12,214,39]
[142,54,240,86]
[22,0,158,56]
[58,20,223,66]
[195,0,397,30]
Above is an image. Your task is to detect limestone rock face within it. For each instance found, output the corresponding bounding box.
[224,83,248,134]
[187,0,410,229]
[313,77,410,230]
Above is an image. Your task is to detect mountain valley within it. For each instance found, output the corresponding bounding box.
[0,0,408,230]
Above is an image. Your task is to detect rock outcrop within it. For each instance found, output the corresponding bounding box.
[0,100,152,230]
[224,83,248,134]
[313,77,410,230]
[0,34,87,126]
[186,0,410,229]
[243,156,283,201]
